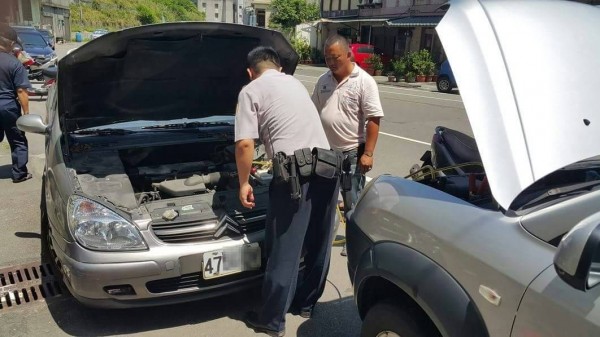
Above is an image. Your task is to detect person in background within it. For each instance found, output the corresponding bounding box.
[312,35,384,256]
[0,24,31,183]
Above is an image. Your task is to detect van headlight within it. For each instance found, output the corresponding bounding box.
[67,196,147,251]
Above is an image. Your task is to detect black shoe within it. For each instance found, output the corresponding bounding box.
[340,244,347,256]
[243,311,285,337]
[300,306,313,319]
[13,173,32,183]
[289,305,314,318]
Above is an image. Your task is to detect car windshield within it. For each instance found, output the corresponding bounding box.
[18,32,48,47]
[357,46,374,54]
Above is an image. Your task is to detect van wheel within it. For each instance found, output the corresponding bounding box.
[436,76,452,93]
[361,301,429,337]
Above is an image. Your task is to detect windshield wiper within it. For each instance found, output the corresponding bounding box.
[142,121,232,130]
[73,128,134,136]
[522,180,600,209]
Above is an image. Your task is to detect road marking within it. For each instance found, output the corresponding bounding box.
[296,76,462,103]
[379,132,430,145]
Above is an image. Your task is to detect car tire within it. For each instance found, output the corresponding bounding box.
[436,76,452,93]
[40,175,65,291]
[361,301,430,337]
[40,176,50,259]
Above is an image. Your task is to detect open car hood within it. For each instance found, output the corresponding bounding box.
[58,23,298,132]
[437,0,600,210]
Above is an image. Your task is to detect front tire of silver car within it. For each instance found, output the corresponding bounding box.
[361,301,429,337]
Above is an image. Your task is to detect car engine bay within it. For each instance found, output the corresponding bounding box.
[66,135,271,243]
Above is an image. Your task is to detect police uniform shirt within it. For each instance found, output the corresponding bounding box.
[0,52,30,110]
[235,69,330,158]
[312,64,384,152]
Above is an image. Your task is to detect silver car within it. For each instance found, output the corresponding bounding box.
[347,1,600,336]
[17,23,298,308]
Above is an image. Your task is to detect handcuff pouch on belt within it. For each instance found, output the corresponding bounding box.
[294,148,313,178]
[312,147,343,179]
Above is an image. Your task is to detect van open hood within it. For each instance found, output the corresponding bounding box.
[58,23,298,132]
[437,0,600,210]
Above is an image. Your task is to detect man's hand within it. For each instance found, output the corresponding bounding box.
[16,88,29,115]
[359,154,373,174]
[239,182,255,209]
[235,138,255,208]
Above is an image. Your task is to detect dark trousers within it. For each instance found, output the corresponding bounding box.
[257,175,340,332]
[0,106,29,180]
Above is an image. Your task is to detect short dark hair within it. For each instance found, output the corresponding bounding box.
[247,46,281,73]
[0,24,18,45]
[324,35,350,52]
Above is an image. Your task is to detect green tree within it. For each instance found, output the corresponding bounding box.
[269,0,320,32]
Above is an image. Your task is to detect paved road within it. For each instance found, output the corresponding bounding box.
[0,43,468,337]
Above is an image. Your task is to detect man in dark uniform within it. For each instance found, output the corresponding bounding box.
[0,24,31,183]
[235,46,340,337]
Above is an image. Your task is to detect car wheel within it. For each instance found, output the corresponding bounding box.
[436,76,452,93]
[361,301,429,337]
[40,176,64,288]
[40,176,50,259]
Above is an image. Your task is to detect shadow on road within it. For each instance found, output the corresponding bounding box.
[44,287,262,336]
[14,231,41,239]
[0,164,13,179]
[296,296,362,337]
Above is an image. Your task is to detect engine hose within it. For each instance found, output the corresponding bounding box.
[404,162,485,180]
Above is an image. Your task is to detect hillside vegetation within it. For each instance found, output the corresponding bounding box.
[70,0,205,32]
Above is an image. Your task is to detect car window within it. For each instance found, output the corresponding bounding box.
[357,46,374,54]
[17,32,48,47]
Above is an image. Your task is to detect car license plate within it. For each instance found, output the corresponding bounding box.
[202,243,261,279]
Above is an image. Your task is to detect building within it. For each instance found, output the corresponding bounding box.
[319,0,600,64]
[319,0,447,63]
[198,0,248,23]
[3,0,71,42]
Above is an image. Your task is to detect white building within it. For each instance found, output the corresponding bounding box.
[198,0,246,24]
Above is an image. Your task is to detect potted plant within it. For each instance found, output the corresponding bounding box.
[405,71,416,83]
[365,54,382,76]
[392,58,406,82]
[426,61,436,82]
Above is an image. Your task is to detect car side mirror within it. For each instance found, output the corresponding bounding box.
[17,114,48,135]
[554,212,600,291]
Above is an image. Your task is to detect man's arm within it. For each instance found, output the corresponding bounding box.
[359,117,380,173]
[359,76,384,173]
[235,139,256,209]
[16,88,29,115]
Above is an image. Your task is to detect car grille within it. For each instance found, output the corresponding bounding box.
[146,270,262,293]
[151,211,266,244]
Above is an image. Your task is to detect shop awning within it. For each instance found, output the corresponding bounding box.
[387,16,443,27]
[320,18,390,24]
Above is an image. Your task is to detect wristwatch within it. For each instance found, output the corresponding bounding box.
[363,151,373,157]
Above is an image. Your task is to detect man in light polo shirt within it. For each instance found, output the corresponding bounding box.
[312,35,384,256]
[236,46,340,337]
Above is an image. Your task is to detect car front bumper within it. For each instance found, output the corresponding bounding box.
[50,228,265,308]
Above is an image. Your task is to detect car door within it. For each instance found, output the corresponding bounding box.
[512,265,600,337]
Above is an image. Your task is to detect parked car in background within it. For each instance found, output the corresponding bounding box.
[16,22,299,308]
[350,43,391,70]
[12,26,55,63]
[436,60,457,93]
[37,28,55,50]
[91,29,109,40]
[347,1,600,336]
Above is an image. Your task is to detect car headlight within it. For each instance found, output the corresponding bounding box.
[67,196,148,251]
